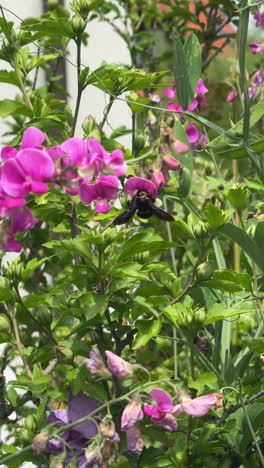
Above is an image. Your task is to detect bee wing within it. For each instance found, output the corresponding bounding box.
[151,204,174,222]
[112,205,137,225]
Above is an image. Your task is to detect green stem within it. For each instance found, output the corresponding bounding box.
[0,446,32,465]
[99,96,115,132]
[240,395,264,467]
[71,39,83,137]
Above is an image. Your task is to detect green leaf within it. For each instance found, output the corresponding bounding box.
[188,372,217,392]
[219,223,264,272]
[226,185,250,209]
[81,293,109,320]
[118,229,174,261]
[207,98,264,149]
[245,337,264,355]
[126,92,151,113]
[217,139,264,160]
[172,31,193,110]
[111,263,149,281]
[0,70,19,86]
[203,204,234,229]
[134,318,162,348]
[245,177,264,192]
[0,99,32,117]
[27,53,58,71]
[202,269,252,293]
[184,33,201,95]
[21,256,53,280]
[204,303,249,325]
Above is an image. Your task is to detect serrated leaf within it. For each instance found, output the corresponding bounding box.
[203,204,234,229]
[111,263,149,281]
[0,99,32,117]
[21,256,52,280]
[188,372,217,392]
[245,337,264,355]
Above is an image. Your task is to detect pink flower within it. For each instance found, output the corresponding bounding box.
[80,175,119,213]
[144,388,176,422]
[0,233,22,252]
[105,351,132,378]
[162,155,182,171]
[191,132,208,151]
[159,413,178,432]
[21,126,45,149]
[171,139,189,154]
[196,78,208,109]
[125,177,157,199]
[9,207,38,234]
[186,123,200,144]
[254,11,264,27]
[86,345,106,376]
[103,149,127,176]
[226,89,238,103]
[252,69,264,87]
[61,137,89,167]
[151,172,165,189]
[249,41,262,54]
[121,401,144,431]
[1,146,17,161]
[126,424,144,452]
[173,392,219,417]
[164,87,176,99]
[168,99,198,113]
[149,94,161,104]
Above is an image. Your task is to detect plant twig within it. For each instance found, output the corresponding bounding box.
[7,308,32,378]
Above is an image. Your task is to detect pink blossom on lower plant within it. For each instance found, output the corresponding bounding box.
[80,175,119,214]
[105,350,133,378]
[86,345,107,376]
[151,171,165,189]
[121,401,144,431]
[226,89,238,103]
[162,155,182,171]
[249,41,262,54]
[159,413,178,432]
[186,123,200,144]
[9,207,38,234]
[144,388,176,422]
[251,69,264,87]
[126,424,144,452]
[171,139,189,154]
[254,11,264,27]
[173,392,219,417]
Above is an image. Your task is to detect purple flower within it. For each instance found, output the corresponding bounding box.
[46,392,101,466]
[249,41,262,54]
[254,11,264,27]
[173,392,219,417]
[105,350,133,378]
[86,345,106,376]
[168,99,198,113]
[226,89,238,103]
[125,177,157,199]
[252,69,264,87]
[196,78,208,109]
[126,424,144,452]
[0,233,22,252]
[162,155,182,171]
[144,388,176,422]
[186,123,200,144]
[9,207,38,234]
[121,401,144,431]
[159,413,178,432]
[80,175,119,214]
[149,94,161,104]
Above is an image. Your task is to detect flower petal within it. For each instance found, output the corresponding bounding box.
[125,176,157,198]
[1,146,17,161]
[149,388,173,413]
[68,392,101,439]
[21,126,45,149]
[159,413,178,432]
[9,207,39,234]
[182,393,218,417]
[1,159,31,198]
[17,148,55,181]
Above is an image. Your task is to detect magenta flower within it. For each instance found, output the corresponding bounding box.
[162,155,182,171]
[105,350,132,378]
[168,99,198,113]
[126,424,144,452]
[254,11,264,27]
[151,171,165,189]
[173,392,219,417]
[159,413,178,432]
[21,126,45,149]
[191,132,208,151]
[121,401,144,431]
[164,86,176,99]
[186,123,200,144]
[1,146,17,161]
[171,139,189,154]
[0,186,25,218]
[103,149,127,176]
[86,345,106,376]
[144,388,176,422]
[249,41,262,54]
[125,177,157,199]
[0,233,22,252]
[9,207,38,234]
[46,392,101,467]
[226,89,238,103]
[196,78,208,109]
[61,137,89,167]
[80,175,119,214]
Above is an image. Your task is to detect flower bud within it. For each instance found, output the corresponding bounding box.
[126,424,144,452]
[87,345,107,376]
[134,134,145,154]
[196,261,215,281]
[32,432,48,454]
[193,221,209,239]
[72,14,86,34]
[24,415,37,432]
[171,139,189,154]
[151,172,165,189]
[99,416,116,440]
[105,351,133,378]
[121,401,144,431]
[163,155,182,171]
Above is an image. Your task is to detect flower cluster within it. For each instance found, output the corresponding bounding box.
[226,69,264,104]
[0,127,127,251]
[86,348,220,455]
[164,78,208,152]
[253,10,264,27]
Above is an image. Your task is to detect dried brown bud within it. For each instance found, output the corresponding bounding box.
[32,432,48,454]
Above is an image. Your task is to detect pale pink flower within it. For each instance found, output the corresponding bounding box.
[121,401,144,431]
[86,345,106,376]
[105,351,132,378]
[173,392,219,417]
[186,123,200,144]
[226,89,238,103]
[151,172,165,189]
[126,424,144,452]
[249,41,262,54]
[171,139,189,154]
[162,155,182,171]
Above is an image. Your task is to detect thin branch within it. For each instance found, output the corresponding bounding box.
[7,308,32,378]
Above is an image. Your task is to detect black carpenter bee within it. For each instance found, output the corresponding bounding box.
[113,190,174,225]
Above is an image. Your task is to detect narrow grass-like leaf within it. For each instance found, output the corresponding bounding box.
[172,29,192,110]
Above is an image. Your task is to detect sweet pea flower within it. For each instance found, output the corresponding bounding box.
[186,123,200,144]
[105,350,133,378]
[9,207,38,234]
[191,132,208,151]
[249,41,262,54]
[159,413,178,432]
[162,155,182,171]
[149,94,161,104]
[173,392,219,417]
[121,401,144,431]
[126,424,144,452]
[196,78,208,109]
[254,11,264,27]
[0,232,22,252]
[251,69,264,87]
[151,171,165,189]
[168,99,198,113]
[80,175,119,214]
[86,345,107,376]
[1,126,46,162]
[226,89,238,103]
[46,392,101,467]
[144,388,176,422]
[171,139,189,154]
[125,177,157,199]
[103,149,127,176]
[164,86,176,99]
